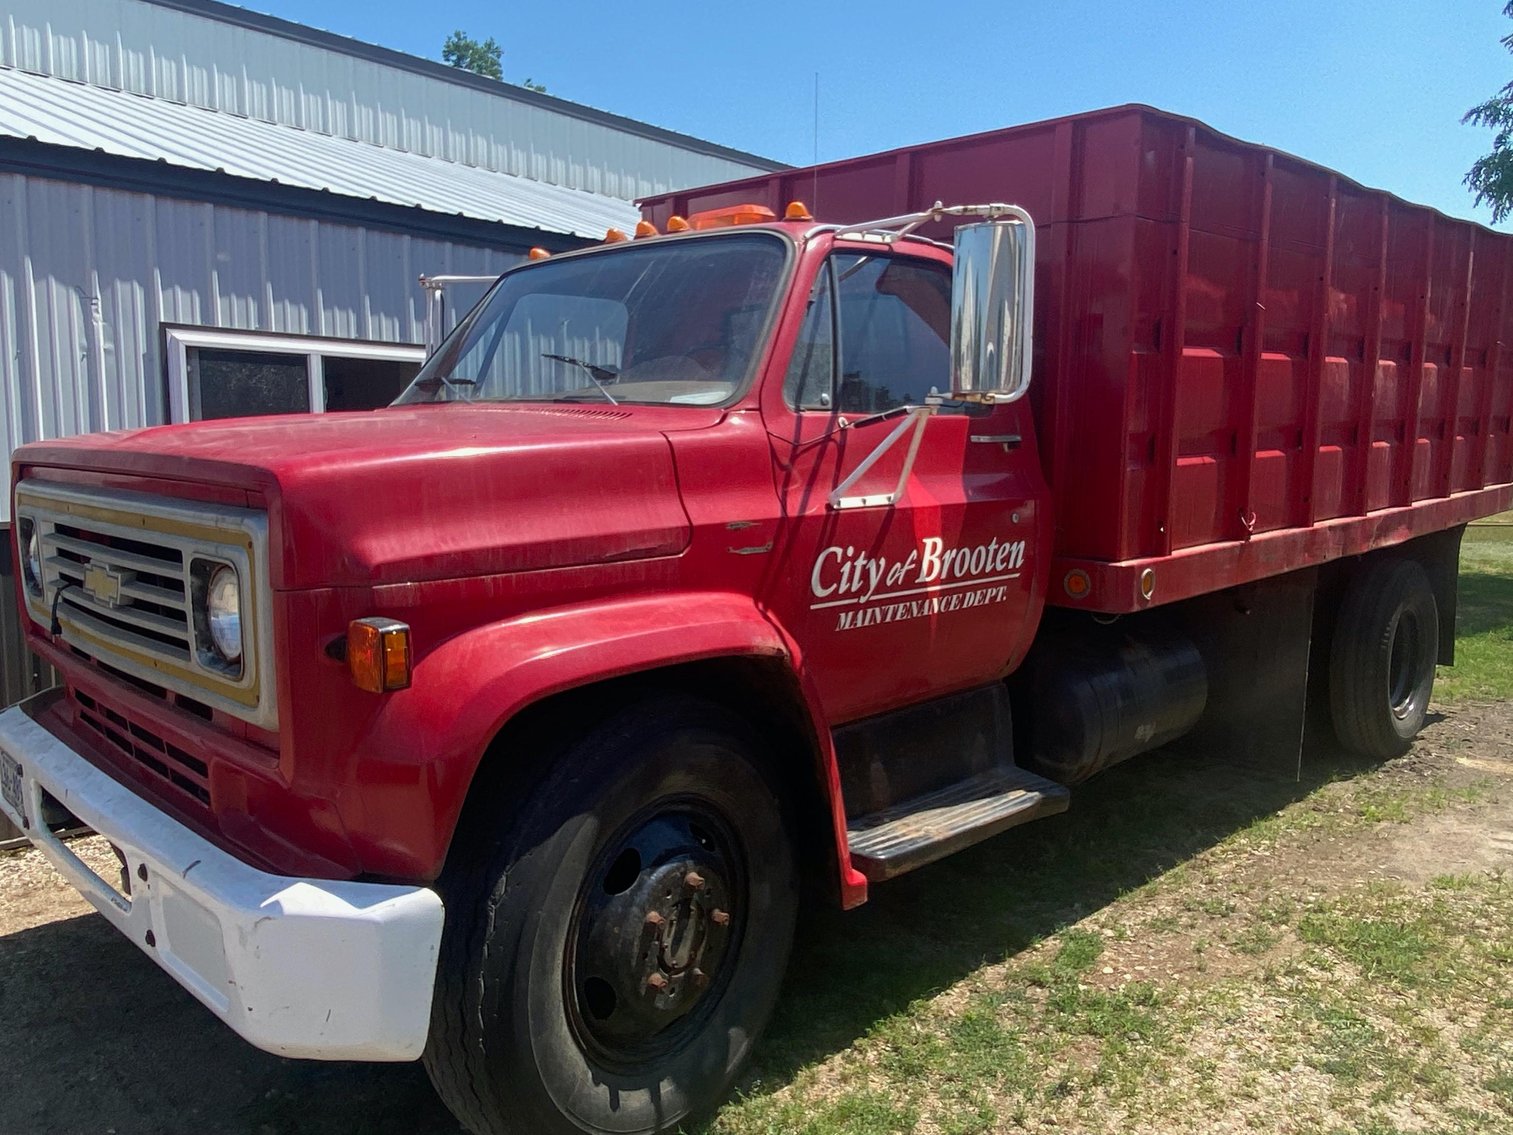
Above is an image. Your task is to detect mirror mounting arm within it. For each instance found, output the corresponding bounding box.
[827,397,943,511]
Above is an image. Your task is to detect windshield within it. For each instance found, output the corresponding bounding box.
[396,233,789,407]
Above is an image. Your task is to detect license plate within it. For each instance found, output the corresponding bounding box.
[1,751,23,823]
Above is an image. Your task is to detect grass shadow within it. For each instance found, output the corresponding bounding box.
[1454,568,1513,637]
[734,730,1385,1102]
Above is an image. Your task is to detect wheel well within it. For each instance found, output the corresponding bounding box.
[446,657,842,903]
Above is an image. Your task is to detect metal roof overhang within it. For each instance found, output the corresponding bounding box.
[0,66,641,242]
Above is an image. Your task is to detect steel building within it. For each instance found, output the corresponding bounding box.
[0,0,783,716]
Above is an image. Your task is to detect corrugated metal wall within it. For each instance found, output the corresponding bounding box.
[2,0,774,201]
[0,171,520,521]
[0,528,53,838]
[0,534,49,699]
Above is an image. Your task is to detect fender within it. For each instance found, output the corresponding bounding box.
[343,590,867,906]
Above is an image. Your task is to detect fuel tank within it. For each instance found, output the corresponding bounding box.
[1009,616,1208,785]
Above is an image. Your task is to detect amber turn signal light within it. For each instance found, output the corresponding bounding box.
[688,204,777,230]
[348,617,412,693]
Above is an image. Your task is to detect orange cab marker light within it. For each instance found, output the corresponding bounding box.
[527,247,551,260]
[665,215,691,232]
[784,201,813,221]
[348,617,412,693]
[1063,570,1091,600]
[604,227,629,243]
[687,204,777,230]
[634,220,659,238]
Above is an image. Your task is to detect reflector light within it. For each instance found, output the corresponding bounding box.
[784,201,813,221]
[687,204,777,230]
[1063,570,1091,599]
[604,228,630,243]
[527,247,551,260]
[348,617,412,693]
[634,220,659,238]
[666,215,691,232]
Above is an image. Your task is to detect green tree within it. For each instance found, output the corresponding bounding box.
[442,31,502,80]
[1465,2,1513,222]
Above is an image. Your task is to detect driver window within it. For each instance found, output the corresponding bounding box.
[782,262,836,409]
[784,253,953,413]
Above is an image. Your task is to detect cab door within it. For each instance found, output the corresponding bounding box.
[758,247,1048,725]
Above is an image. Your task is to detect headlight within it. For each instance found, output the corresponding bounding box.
[206,564,243,663]
[22,523,41,592]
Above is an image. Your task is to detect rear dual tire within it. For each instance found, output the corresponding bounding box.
[1328,558,1439,760]
[424,698,798,1135]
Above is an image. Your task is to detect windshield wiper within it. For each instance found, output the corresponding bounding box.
[542,353,620,405]
[410,375,478,398]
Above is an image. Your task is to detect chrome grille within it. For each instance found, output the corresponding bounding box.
[45,524,193,664]
[15,480,276,730]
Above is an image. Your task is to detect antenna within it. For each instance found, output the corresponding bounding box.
[812,72,820,217]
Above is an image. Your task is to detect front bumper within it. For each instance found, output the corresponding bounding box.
[0,692,444,1061]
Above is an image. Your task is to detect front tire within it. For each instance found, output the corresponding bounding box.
[1328,558,1439,760]
[424,697,798,1135]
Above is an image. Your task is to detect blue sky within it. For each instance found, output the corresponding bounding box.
[259,1,1513,227]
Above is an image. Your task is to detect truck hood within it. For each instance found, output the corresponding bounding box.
[16,403,713,588]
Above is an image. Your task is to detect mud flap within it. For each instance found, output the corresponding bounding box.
[1165,567,1318,779]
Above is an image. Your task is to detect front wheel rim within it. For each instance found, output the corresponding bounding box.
[563,797,746,1070]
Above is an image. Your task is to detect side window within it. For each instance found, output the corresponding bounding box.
[784,254,953,413]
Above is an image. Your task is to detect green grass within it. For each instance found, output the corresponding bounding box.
[1436,516,1513,703]
[701,867,1513,1134]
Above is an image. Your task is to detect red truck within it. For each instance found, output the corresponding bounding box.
[3,105,1511,1135]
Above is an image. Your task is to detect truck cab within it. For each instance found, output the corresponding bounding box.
[3,203,1060,1135]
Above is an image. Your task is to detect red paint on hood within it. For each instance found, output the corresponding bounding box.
[16,403,713,589]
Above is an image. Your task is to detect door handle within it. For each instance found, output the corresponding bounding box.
[970,433,1022,449]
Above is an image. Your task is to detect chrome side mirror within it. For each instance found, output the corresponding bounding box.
[949,212,1035,402]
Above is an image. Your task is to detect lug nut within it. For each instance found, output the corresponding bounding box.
[645,973,668,992]
[710,908,730,926]
[684,871,705,890]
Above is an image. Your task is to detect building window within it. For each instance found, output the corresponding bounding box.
[164,327,427,422]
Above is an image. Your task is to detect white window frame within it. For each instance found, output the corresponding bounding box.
[164,327,427,423]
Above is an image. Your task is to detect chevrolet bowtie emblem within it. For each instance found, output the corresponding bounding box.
[81,563,126,608]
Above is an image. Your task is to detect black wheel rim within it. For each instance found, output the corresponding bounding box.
[1388,610,1422,720]
[563,796,745,1069]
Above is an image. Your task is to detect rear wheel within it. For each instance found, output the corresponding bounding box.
[1328,558,1439,760]
[424,698,798,1135]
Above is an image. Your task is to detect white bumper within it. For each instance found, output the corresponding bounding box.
[0,694,444,1061]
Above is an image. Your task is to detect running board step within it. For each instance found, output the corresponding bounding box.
[847,766,1070,882]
